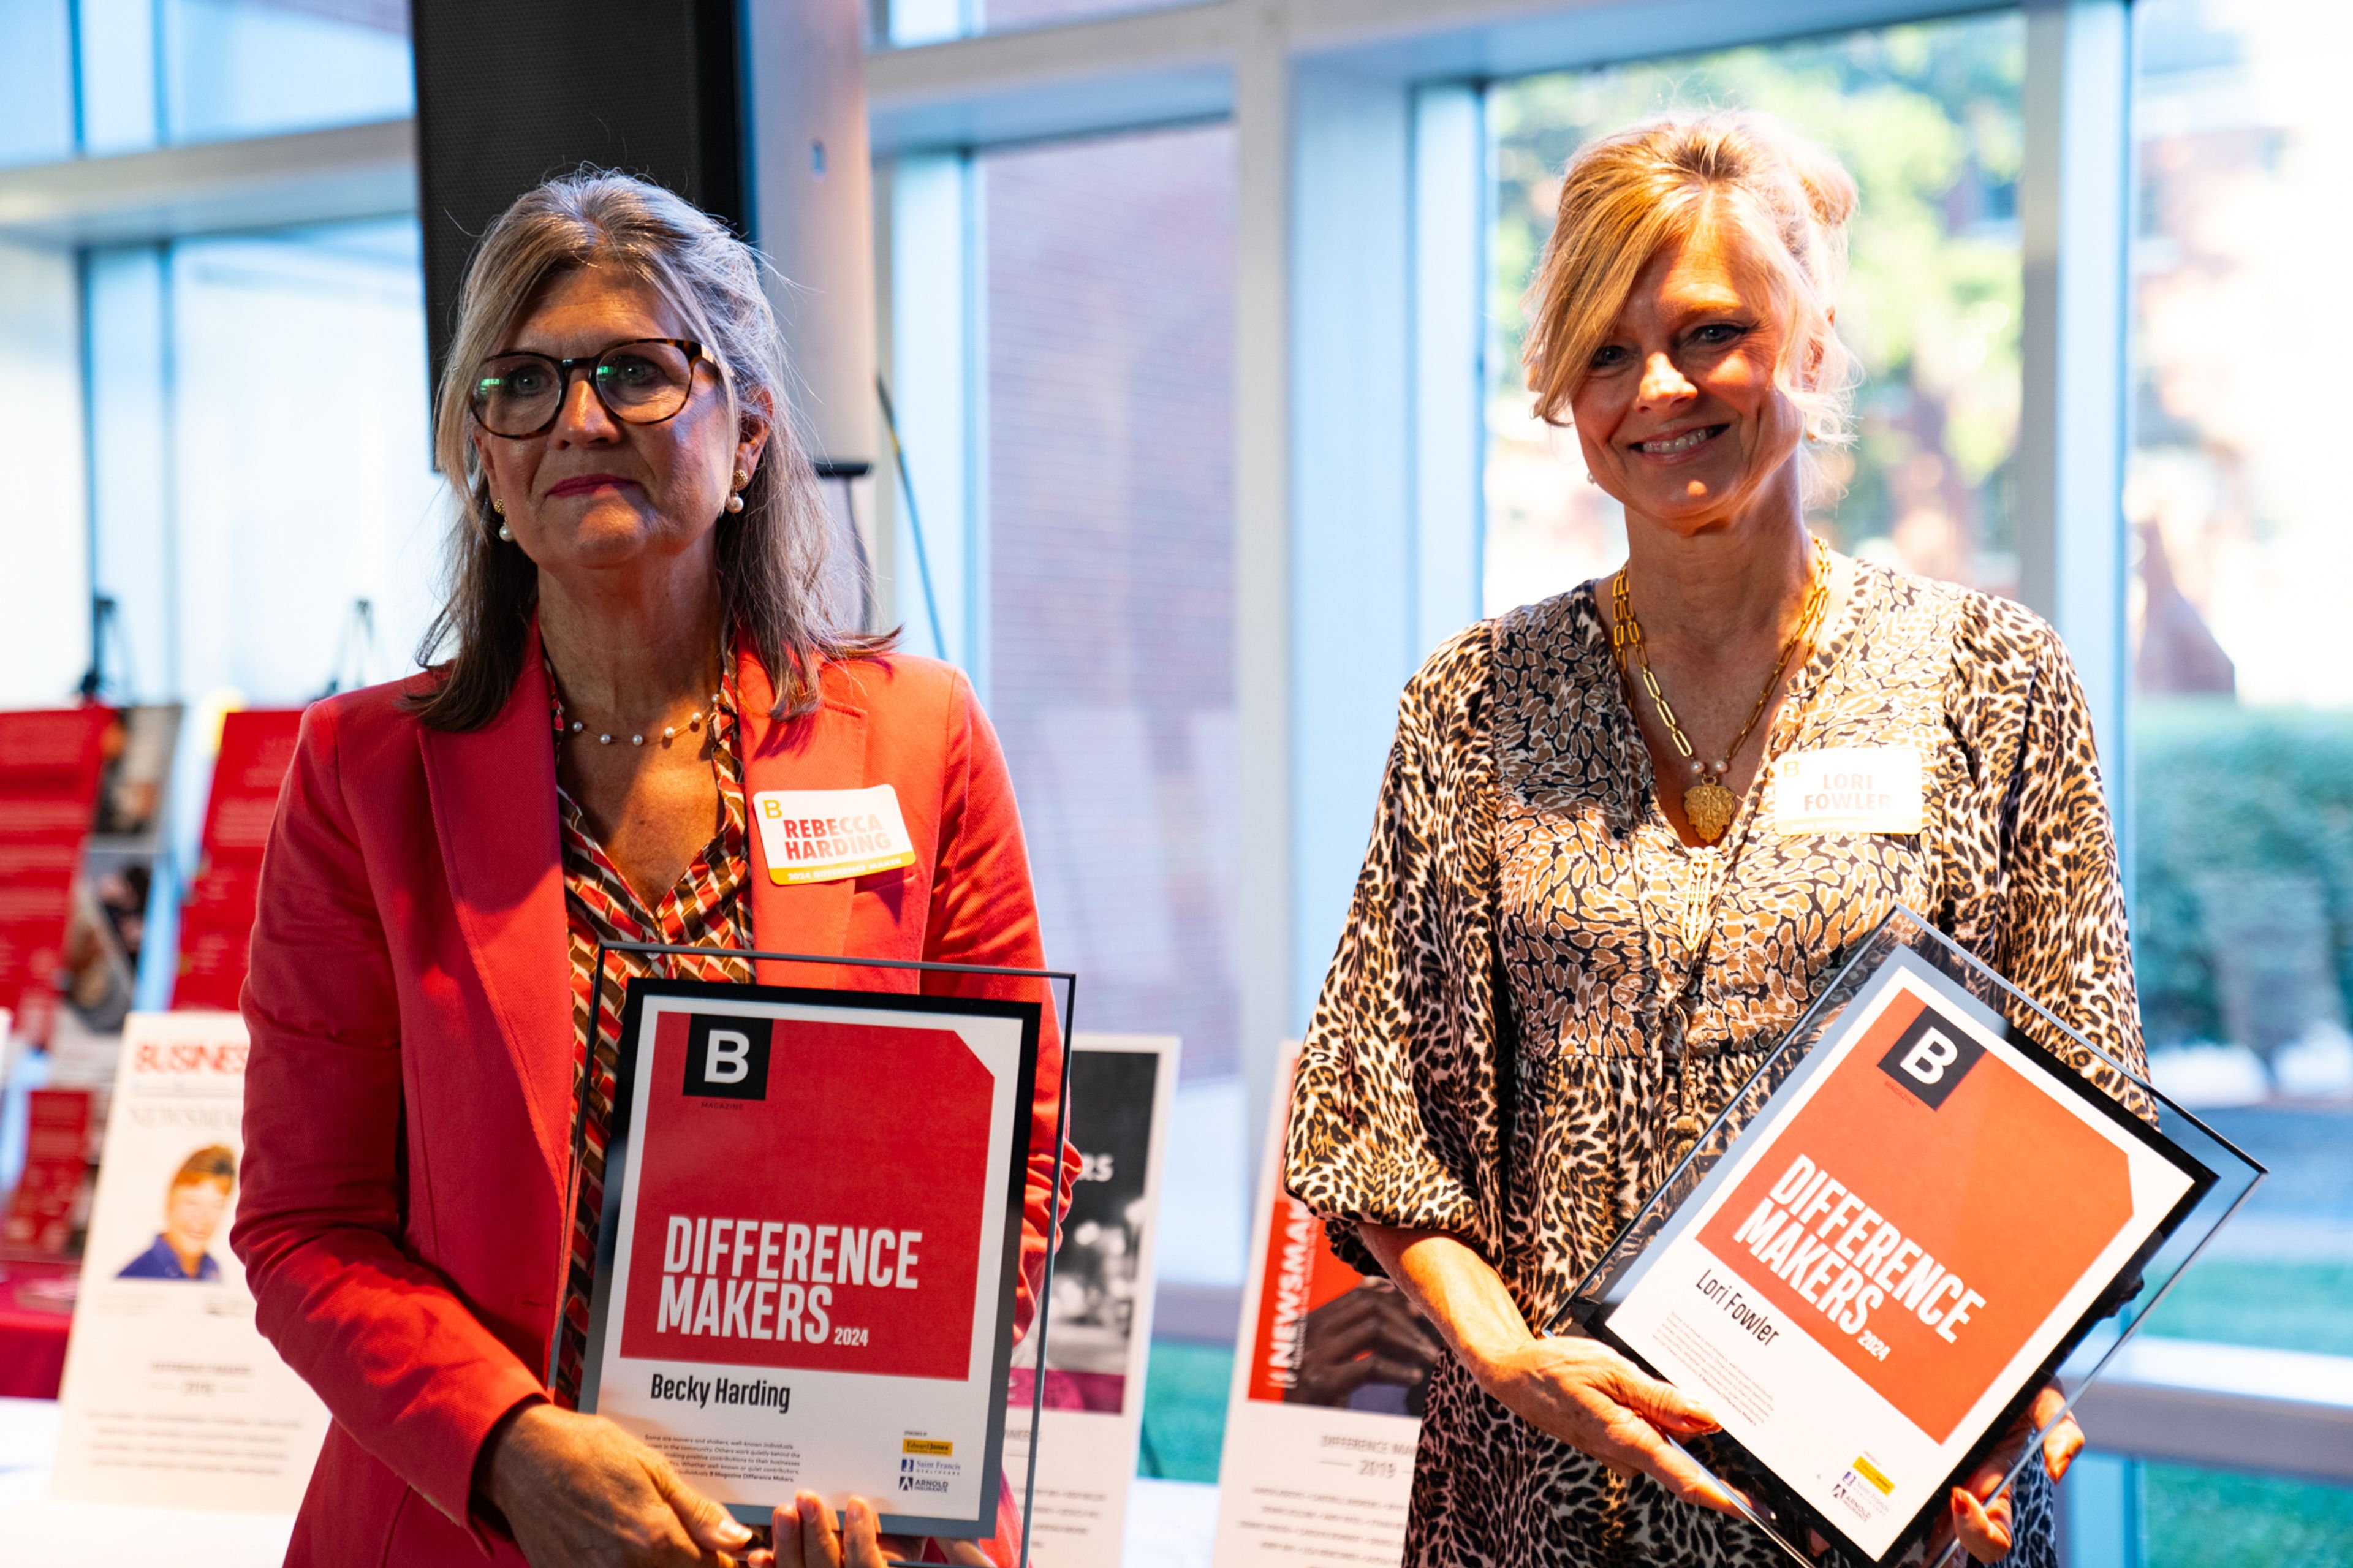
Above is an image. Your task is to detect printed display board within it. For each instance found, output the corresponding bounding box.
[173,709,305,1012]
[0,707,115,1046]
[1002,1034,1178,1568]
[2,1087,91,1250]
[582,979,1042,1537]
[1211,1043,1434,1567]
[51,1011,331,1511]
[1586,948,2212,1564]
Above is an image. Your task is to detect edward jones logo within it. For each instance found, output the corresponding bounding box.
[1876,1006,1985,1110]
[684,1013,773,1101]
[898,1438,957,1494]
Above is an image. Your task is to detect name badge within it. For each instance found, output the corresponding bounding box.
[1770,746,1925,836]
[750,785,918,885]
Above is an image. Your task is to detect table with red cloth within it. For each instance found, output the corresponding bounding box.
[0,1258,77,1399]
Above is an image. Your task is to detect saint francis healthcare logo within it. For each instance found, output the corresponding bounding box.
[1876,1006,1986,1110]
[683,1013,773,1102]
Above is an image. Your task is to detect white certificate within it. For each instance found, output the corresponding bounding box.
[582,979,1042,1539]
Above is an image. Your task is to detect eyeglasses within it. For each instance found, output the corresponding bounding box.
[468,338,713,438]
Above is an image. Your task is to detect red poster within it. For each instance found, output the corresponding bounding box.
[1245,1188,1372,1404]
[172,709,303,1012]
[0,708,114,1044]
[618,1014,995,1378]
[2,1088,94,1251]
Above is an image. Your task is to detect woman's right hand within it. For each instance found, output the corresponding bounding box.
[485,1402,758,1566]
[1471,1330,1746,1515]
[758,1493,996,1568]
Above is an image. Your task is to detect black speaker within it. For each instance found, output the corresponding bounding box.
[409,0,746,404]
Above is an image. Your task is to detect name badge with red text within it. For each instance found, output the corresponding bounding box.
[1771,746,1926,836]
[751,786,918,885]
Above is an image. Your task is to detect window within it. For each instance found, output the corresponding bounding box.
[2117,1,2353,1555]
[0,2,74,167]
[1485,12,2026,613]
[69,0,412,156]
[2130,0,2353,1341]
[978,126,1241,1081]
[87,219,440,713]
[164,0,414,143]
[887,0,1192,47]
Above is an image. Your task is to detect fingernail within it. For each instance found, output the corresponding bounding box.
[722,1521,756,1547]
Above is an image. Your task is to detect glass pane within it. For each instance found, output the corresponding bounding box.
[0,0,74,167]
[979,0,1192,34]
[165,0,414,143]
[167,219,441,702]
[2142,1462,2353,1568]
[2129,0,2353,1354]
[87,220,440,714]
[1485,12,2025,613]
[0,241,89,705]
[977,121,1240,1131]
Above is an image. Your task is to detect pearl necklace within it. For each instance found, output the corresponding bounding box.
[550,676,723,748]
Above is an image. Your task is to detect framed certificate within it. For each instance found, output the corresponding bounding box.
[578,973,1045,1541]
[1559,907,2262,1567]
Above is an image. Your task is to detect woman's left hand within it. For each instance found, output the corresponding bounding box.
[1924,1383,2085,1563]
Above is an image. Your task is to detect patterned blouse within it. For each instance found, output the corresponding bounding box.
[547,648,752,1406]
[1285,558,2145,1568]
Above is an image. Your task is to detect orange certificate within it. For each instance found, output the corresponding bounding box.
[1589,949,2211,1566]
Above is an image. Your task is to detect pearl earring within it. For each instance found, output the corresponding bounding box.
[724,493,745,513]
[1585,471,1596,484]
[498,523,515,541]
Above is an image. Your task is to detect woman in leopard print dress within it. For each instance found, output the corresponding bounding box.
[1284,112,2132,1568]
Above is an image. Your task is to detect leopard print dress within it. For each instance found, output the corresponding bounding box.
[1285,556,2145,1568]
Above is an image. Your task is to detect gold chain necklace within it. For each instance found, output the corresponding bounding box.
[1610,538,1832,845]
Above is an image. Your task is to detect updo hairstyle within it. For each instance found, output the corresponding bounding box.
[417,169,888,730]
[1520,110,1860,505]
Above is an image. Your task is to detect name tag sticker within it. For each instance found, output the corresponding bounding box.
[750,784,918,885]
[1771,746,1925,836]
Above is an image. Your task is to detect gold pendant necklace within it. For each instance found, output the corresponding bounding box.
[1610,537,1832,846]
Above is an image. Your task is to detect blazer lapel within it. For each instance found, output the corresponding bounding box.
[738,638,869,987]
[418,630,574,1189]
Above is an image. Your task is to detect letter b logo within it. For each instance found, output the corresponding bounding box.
[1878,1009,1984,1109]
[684,1013,771,1100]
[1901,1031,1961,1084]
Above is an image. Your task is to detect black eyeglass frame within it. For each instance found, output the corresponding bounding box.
[468,336,718,439]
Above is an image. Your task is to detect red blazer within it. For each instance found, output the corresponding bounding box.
[233,629,1074,1566]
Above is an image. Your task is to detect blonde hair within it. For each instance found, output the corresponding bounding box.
[1520,111,1860,506]
[416,170,890,730]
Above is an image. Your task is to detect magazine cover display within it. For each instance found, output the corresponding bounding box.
[1002,1034,1177,1568]
[50,1011,331,1512]
[1564,907,2262,1567]
[1211,1043,1429,1568]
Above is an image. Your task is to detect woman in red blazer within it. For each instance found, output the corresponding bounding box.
[235,172,1072,1568]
